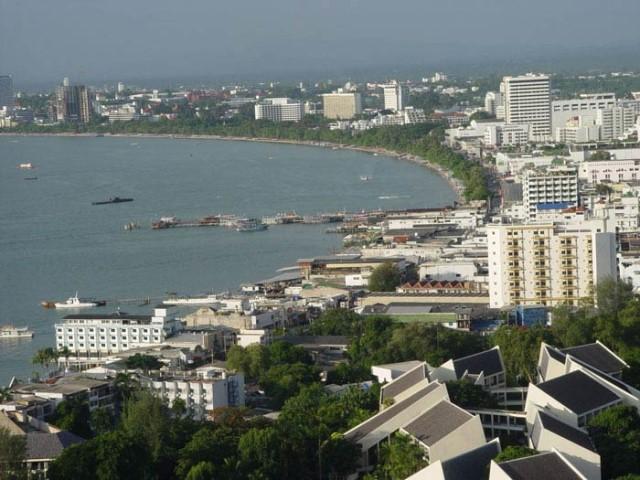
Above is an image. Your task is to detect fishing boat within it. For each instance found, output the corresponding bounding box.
[235,218,268,232]
[92,197,134,205]
[0,325,34,339]
[41,293,106,309]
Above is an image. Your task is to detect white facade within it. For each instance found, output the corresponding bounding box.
[502,74,551,140]
[55,308,182,355]
[522,167,579,221]
[321,92,362,119]
[487,221,616,308]
[484,91,503,118]
[382,82,406,112]
[254,98,304,122]
[484,123,530,147]
[551,93,617,131]
[419,261,479,281]
[579,158,640,183]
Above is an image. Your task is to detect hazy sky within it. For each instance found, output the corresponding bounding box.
[1,0,639,86]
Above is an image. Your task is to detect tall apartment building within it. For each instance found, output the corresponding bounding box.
[484,91,503,118]
[254,97,304,122]
[522,167,579,221]
[55,307,183,356]
[487,221,616,308]
[382,81,406,112]
[501,74,551,140]
[55,83,91,123]
[0,75,14,109]
[322,92,362,119]
[597,106,637,140]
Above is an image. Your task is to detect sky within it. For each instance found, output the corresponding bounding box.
[1,0,639,88]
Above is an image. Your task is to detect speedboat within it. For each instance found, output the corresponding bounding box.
[0,325,34,339]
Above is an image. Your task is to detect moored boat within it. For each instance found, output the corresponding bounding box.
[92,197,134,205]
[41,293,106,309]
[0,325,34,339]
[235,218,268,232]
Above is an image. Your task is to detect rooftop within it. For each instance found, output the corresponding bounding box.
[381,363,428,403]
[537,411,595,452]
[26,431,85,460]
[440,439,502,480]
[453,347,504,378]
[561,342,627,375]
[402,400,473,447]
[536,370,620,414]
[498,451,583,480]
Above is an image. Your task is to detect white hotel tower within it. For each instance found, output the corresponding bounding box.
[501,74,551,140]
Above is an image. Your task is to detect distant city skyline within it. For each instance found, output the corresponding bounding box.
[1,0,640,89]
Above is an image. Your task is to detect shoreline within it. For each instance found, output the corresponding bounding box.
[0,131,464,201]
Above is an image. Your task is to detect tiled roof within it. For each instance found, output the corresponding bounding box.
[402,400,473,447]
[536,370,620,415]
[537,411,595,452]
[498,451,582,480]
[453,347,504,378]
[381,363,427,402]
[26,431,84,460]
[441,440,501,480]
[561,343,626,375]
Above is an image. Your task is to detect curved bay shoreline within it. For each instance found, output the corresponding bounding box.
[0,131,464,201]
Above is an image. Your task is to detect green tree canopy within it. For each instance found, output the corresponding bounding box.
[493,445,538,463]
[0,427,27,480]
[368,262,402,292]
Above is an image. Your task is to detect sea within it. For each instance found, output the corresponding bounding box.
[0,135,456,385]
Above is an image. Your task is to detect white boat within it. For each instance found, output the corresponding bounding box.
[360,175,372,181]
[0,325,34,339]
[163,294,219,306]
[18,162,34,169]
[53,293,102,309]
[235,218,268,232]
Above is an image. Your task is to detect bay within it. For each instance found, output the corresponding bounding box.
[0,135,456,385]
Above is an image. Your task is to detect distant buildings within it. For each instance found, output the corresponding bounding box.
[382,81,406,112]
[502,74,551,140]
[55,80,91,123]
[487,221,616,308]
[522,167,579,221]
[254,97,304,122]
[0,75,14,109]
[321,91,362,119]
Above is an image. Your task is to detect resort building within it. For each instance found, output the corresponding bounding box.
[382,81,406,112]
[321,92,362,119]
[487,221,616,308]
[501,74,551,140]
[254,97,304,122]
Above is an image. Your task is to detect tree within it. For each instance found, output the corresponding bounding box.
[175,426,239,479]
[238,427,283,479]
[94,430,153,480]
[32,347,59,369]
[492,325,557,385]
[372,434,427,480]
[260,363,317,408]
[0,427,27,480]
[493,446,538,463]
[125,353,162,372]
[310,308,362,336]
[596,277,634,324]
[447,380,499,409]
[48,441,97,480]
[368,262,401,292]
[185,461,216,480]
[590,150,611,161]
[550,305,596,347]
[50,395,92,439]
[470,110,494,121]
[588,405,640,479]
[90,407,115,436]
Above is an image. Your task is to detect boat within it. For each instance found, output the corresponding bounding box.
[163,294,220,306]
[235,218,268,232]
[360,175,372,181]
[92,197,134,205]
[42,293,106,309]
[24,177,38,181]
[18,162,34,169]
[0,325,34,339]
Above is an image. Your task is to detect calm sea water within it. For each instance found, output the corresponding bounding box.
[0,135,456,385]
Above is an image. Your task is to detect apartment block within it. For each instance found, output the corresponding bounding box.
[522,167,579,221]
[382,81,406,112]
[321,92,362,119]
[55,83,91,123]
[501,74,551,140]
[551,93,617,131]
[254,97,304,122]
[487,221,616,308]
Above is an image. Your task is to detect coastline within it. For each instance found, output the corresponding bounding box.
[0,131,464,201]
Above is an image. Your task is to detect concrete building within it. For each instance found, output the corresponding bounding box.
[522,167,579,221]
[254,97,304,122]
[551,93,617,131]
[55,82,91,123]
[430,347,506,390]
[597,106,637,140]
[382,81,406,112]
[484,123,530,147]
[487,221,617,307]
[490,450,587,480]
[55,307,183,355]
[0,74,14,109]
[501,74,551,140]
[321,92,362,119]
[484,91,503,118]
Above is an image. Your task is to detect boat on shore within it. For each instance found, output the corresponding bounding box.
[41,293,106,309]
[92,197,134,205]
[235,218,268,232]
[0,325,34,339]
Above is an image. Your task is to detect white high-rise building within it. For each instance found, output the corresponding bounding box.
[382,81,406,112]
[597,106,637,140]
[484,91,503,118]
[551,93,617,131]
[321,92,362,119]
[501,74,551,140]
[254,98,304,122]
[522,167,579,221]
[487,220,616,308]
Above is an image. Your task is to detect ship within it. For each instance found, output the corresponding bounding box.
[92,197,134,205]
[235,218,268,232]
[41,293,106,309]
[163,294,220,306]
[18,162,34,169]
[0,325,34,339]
